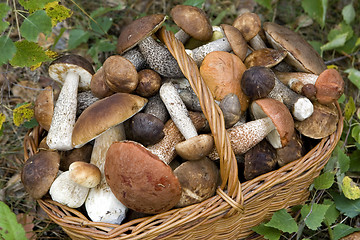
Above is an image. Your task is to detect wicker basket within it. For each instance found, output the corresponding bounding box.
[23,27,343,240]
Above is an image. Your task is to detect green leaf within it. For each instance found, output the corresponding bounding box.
[342,176,360,200]
[90,4,125,18]
[183,0,205,8]
[344,97,356,121]
[352,125,360,144]
[323,199,340,226]
[252,223,282,240]
[0,3,11,32]
[336,35,359,55]
[0,201,27,240]
[314,172,335,190]
[335,146,350,173]
[321,32,348,52]
[301,0,328,28]
[345,68,360,90]
[90,17,113,35]
[264,209,298,233]
[211,10,228,26]
[301,203,330,230]
[23,118,38,129]
[0,36,16,65]
[333,224,359,240]
[254,0,272,10]
[349,150,360,171]
[20,10,52,42]
[342,3,356,25]
[45,1,72,26]
[68,29,90,50]
[18,0,54,12]
[308,40,322,55]
[10,40,51,67]
[327,23,353,42]
[331,191,360,218]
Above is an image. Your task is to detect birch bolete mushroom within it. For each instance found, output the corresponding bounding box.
[46,54,95,151]
[90,66,114,99]
[71,93,148,224]
[244,48,287,68]
[117,14,183,78]
[135,69,162,97]
[171,4,212,43]
[263,22,326,75]
[160,82,214,161]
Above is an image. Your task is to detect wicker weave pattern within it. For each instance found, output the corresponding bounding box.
[23,28,343,240]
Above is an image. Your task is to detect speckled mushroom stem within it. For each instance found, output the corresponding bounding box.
[121,48,147,71]
[159,82,198,139]
[208,117,274,160]
[138,36,184,77]
[46,71,79,150]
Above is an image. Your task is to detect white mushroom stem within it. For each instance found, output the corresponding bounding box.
[249,34,267,50]
[47,71,79,151]
[175,29,191,43]
[208,117,275,160]
[275,71,318,93]
[188,37,232,66]
[85,125,127,224]
[268,77,313,121]
[160,82,198,139]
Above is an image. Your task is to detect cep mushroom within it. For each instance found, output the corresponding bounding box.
[46,54,95,150]
[71,93,148,224]
[160,82,214,161]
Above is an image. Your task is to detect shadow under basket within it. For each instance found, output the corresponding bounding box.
[23,28,344,240]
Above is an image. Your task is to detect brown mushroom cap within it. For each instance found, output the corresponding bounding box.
[21,151,60,199]
[59,143,93,171]
[103,55,139,93]
[72,93,148,147]
[171,5,212,42]
[276,131,304,167]
[34,86,54,131]
[48,54,95,90]
[241,66,276,100]
[90,67,114,98]
[105,141,181,214]
[221,24,248,61]
[244,48,287,68]
[175,134,214,161]
[263,22,326,75]
[232,12,261,41]
[200,51,249,112]
[315,69,344,105]
[116,14,166,54]
[135,69,162,97]
[69,161,101,188]
[251,98,294,148]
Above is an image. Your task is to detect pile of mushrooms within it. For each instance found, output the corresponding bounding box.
[22,4,344,225]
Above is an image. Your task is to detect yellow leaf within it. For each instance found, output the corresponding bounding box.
[45,49,58,59]
[30,62,42,71]
[12,103,34,126]
[45,1,72,26]
[0,113,6,129]
[327,65,339,70]
[342,176,360,200]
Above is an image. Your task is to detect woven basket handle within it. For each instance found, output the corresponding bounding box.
[159,27,244,213]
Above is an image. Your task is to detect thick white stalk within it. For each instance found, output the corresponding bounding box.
[47,71,79,150]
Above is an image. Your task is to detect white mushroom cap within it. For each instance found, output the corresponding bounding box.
[49,171,89,208]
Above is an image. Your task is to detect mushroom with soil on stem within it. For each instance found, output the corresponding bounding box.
[117,14,183,78]
[46,54,95,151]
[263,22,327,75]
[160,82,214,161]
[170,4,213,44]
[241,66,314,121]
[208,98,294,160]
[71,93,148,224]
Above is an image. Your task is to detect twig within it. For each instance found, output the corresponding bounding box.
[325,51,360,65]
[11,0,21,40]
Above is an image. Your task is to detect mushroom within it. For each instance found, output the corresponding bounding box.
[200,51,249,113]
[241,66,313,121]
[105,140,182,214]
[208,98,294,160]
[144,94,169,123]
[232,12,267,50]
[34,86,54,131]
[76,91,99,117]
[263,22,327,75]
[21,151,60,199]
[46,54,95,151]
[276,131,304,167]
[71,93,148,224]
[117,14,183,78]
[160,82,214,161]
[220,23,248,61]
[244,48,287,68]
[219,93,242,128]
[59,143,93,171]
[90,66,114,99]
[69,161,101,188]
[171,5,213,44]
[121,47,147,71]
[49,171,89,208]
[135,69,162,97]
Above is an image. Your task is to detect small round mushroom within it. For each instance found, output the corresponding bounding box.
[263,22,326,75]
[160,82,214,161]
[135,69,162,97]
[232,12,267,50]
[219,93,242,128]
[90,66,114,99]
[21,151,60,199]
[47,54,95,151]
[105,141,182,214]
[59,143,93,171]
[34,86,54,131]
[220,24,248,61]
[171,5,213,43]
[69,161,101,188]
[200,51,249,113]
